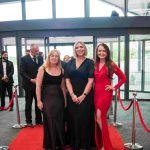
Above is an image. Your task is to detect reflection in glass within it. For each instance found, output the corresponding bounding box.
[90,0,124,17]
[128,1,150,16]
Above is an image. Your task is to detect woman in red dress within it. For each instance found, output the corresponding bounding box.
[94,43,126,150]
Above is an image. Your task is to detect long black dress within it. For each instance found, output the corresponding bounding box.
[65,58,95,150]
[41,70,65,150]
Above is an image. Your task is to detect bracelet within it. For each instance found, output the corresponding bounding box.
[83,93,87,96]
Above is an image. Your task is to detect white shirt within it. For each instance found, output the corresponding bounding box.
[2,61,7,77]
[30,53,38,64]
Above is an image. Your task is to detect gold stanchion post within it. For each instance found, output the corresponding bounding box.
[124,92,143,150]
[12,85,25,129]
[112,90,122,127]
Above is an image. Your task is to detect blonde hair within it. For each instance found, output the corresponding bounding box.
[74,41,87,57]
[43,49,62,70]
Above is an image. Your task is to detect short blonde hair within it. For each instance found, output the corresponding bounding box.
[73,41,87,57]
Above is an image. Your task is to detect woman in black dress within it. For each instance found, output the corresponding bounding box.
[36,49,66,150]
[65,41,95,150]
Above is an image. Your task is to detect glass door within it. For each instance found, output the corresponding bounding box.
[1,37,19,93]
[129,34,150,99]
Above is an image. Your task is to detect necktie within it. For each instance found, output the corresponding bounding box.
[33,57,36,63]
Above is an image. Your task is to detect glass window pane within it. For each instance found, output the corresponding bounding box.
[86,44,93,59]
[0,1,22,22]
[56,46,73,60]
[49,36,93,59]
[129,41,142,91]
[145,41,150,91]
[49,36,92,44]
[128,1,150,16]
[2,37,18,92]
[7,46,18,86]
[56,44,93,61]
[56,0,84,18]
[129,35,150,99]
[26,0,52,20]
[90,0,124,17]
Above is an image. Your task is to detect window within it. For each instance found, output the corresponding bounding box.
[128,1,150,16]
[90,0,124,17]
[0,1,22,21]
[56,0,84,18]
[2,37,18,87]
[49,36,93,59]
[129,41,142,91]
[129,34,150,99]
[56,46,73,60]
[26,0,52,20]
[144,41,150,91]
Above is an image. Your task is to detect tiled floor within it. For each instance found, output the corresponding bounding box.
[0,97,150,150]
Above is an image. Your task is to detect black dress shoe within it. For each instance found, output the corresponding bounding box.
[26,123,34,128]
[9,108,13,111]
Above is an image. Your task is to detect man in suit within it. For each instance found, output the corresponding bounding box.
[0,51,14,111]
[20,44,43,127]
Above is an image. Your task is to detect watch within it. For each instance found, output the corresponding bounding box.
[83,93,87,96]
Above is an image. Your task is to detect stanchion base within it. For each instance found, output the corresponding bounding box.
[12,124,26,129]
[124,143,143,150]
[0,146,9,150]
[112,122,123,127]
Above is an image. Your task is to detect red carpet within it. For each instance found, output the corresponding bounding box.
[109,126,127,150]
[9,125,126,150]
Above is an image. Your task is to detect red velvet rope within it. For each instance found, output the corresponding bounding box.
[136,101,150,133]
[0,91,16,111]
[117,91,133,111]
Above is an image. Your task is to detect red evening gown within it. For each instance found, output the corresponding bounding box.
[94,62,126,150]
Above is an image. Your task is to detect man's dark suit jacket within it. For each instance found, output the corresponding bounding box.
[0,59,14,84]
[20,55,43,91]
